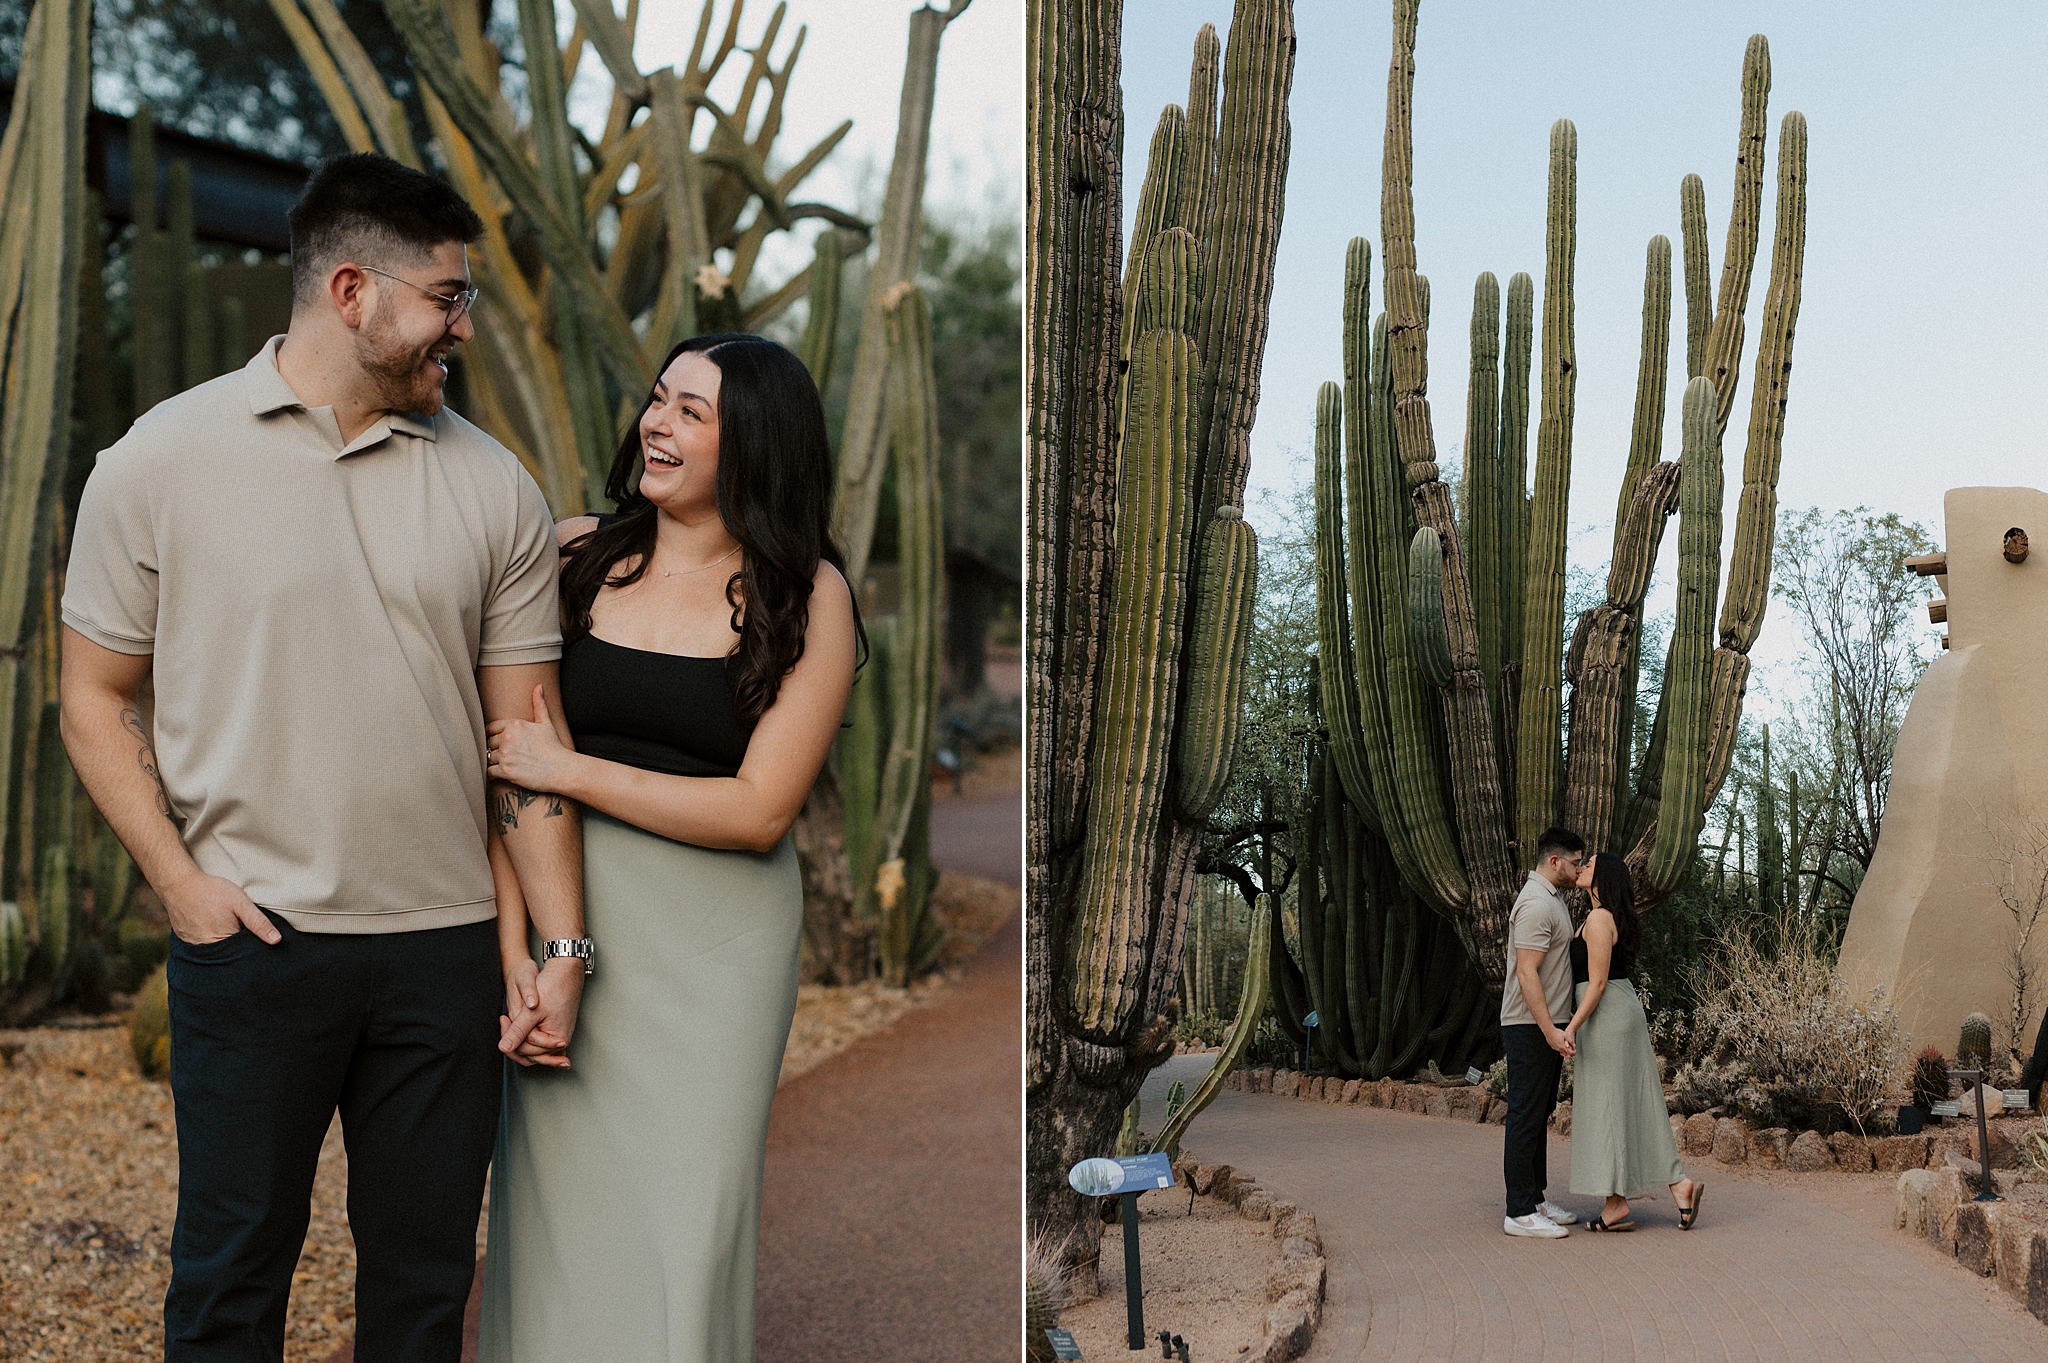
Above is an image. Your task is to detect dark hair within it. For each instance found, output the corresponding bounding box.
[1533,825,1586,864]
[287,153,484,311]
[558,333,863,724]
[1587,851,1641,967]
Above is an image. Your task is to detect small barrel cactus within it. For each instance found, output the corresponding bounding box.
[129,962,170,1079]
[1959,1013,1993,1075]
[1911,1045,1950,1115]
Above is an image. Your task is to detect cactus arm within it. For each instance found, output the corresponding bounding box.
[1716,111,1806,657]
[1646,378,1722,888]
[797,227,843,391]
[1513,119,1576,858]
[1124,105,1187,315]
[263,0,381,155]
[1176,24,1221,251]
[1407,527,1453,689]
[1149,895,1274,1159]
[1064,246,1199,1039]
[1464,273,1503,718]
[1679,173,1711,379]
[1561,461,1679,848]
[1614,236,1671,543]
[1174,507,1258,819]
[1704,35,1771,434]
[1189,0,1294,526]
[1314,380,1376,814]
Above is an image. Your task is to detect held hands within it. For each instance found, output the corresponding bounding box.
[1547,1025,1576,1058]
[486,685,575,795]
[1561,1023,1581,1056]
[162,867,283,947]
[500,956,585,1068]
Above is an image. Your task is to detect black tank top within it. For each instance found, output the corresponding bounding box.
[558,634,754,778]
[1570,926,1635,984]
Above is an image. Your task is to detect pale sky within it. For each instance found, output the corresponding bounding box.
[1120,1,2044,711]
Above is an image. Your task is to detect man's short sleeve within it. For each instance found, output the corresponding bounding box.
[61,447,158,655]
[478,470,563,665]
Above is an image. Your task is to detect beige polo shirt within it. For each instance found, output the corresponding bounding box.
[61,337,562,933]
[1498,871,1575,1027]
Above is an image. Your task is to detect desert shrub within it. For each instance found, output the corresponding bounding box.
[1174,1012,1230,1047]
[1483,1057,1508,1099]
[129,963,170,1079]
[1670,1059,1737,1115]
[1690,912,1908,1136]
[1910,1046,1950,1114]
[1242,1015,1292,1068]
[1024,1233,1072,1361]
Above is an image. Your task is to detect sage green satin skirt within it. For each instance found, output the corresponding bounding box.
[1566,978,1685,1199]
[479,812,801,1363]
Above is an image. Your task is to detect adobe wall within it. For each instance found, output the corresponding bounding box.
[1837,487,2048,1054]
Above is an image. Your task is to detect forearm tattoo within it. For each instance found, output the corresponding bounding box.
[120,704,180,827]
[489,780,565,834]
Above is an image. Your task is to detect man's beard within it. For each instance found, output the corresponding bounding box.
[355,309,449,416]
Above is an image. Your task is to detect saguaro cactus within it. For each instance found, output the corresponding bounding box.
[1311,3,1806,987]
[1027,0,1290,1290]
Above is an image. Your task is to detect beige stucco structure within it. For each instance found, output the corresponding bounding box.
[1837,487,2048,1054]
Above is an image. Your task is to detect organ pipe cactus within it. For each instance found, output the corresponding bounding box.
[1311,2,1806,987]
[1150,896,1273,1160]
[1028,0,1289,1290]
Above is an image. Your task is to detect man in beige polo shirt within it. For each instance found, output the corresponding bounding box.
[59,154,582,1362]
[1499,825,1586,1239]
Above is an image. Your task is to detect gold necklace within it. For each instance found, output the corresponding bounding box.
[660,543,741,578]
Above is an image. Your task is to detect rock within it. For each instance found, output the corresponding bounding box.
[1944,1149,1986,1184]
[1281,1235,1320,1261]
[2029,1228,2048,1327]
[1284,1213,1321,1253]
[1266,1255,1327,1305]
[1787,1130,1835,1172]
[1671,1114,1687,1147]
[1190,1163,1218,1195]
[1261,1304,1314,1361]
[1896,1168,1936,1236]
[1393,1085,1423,1114]
[1955,1201,2003,1276]
[1549,1101,1572,1137]
[1827,1131,1874,1172]
[1956,1082,2003,1119]
[1871,1134,1932,1172]
[1712,1117,1747,1164]
[1341,1078,1362,1104]
[1748,1128,1792,1170]
[1483,1095,1507,1125]
[1227,1175,1259,1206]
[1925,1167,1966,1253]
[1224,1069,1242,1091]
[1240,1190,1276,1221]
[1682,1113,1718,1157]
[1970,1120,2018,1169]
[1273,1070,1300,1099]
[1324,1077,1347,1103]
[1997,1212,2038,1301]
[1377,1078,1399,1108]
[1423,1089,1452,1119]
[1446,1087,1485,1122]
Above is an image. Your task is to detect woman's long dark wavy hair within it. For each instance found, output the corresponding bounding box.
[557,332,863,724]
[1588,851,1641,967]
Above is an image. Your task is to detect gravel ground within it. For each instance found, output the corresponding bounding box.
[0,872,1015,1362]
[1057,1184,1276,1359]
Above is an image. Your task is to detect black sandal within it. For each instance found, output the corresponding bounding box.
[1585,1213,1635,1232]
[1678,1183,1704,1231]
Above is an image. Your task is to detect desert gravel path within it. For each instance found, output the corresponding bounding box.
[1138,1056,2047,1361]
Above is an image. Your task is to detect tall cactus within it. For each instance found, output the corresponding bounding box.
[1028,0,1289,1291]
[1309,1,1806,990]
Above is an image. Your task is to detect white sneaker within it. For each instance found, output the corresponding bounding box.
[1504,1212,1568,1239]
[1538,1200,1578,1225]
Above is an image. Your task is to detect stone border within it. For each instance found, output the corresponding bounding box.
[1229,1065,2040,1178]
[1895,1167,2048,1325]
[1167,1148,1329,1363]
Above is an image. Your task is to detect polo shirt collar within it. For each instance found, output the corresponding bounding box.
[243,335,440,456]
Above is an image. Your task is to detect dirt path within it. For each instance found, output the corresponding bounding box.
[1137,1056,2047,1361]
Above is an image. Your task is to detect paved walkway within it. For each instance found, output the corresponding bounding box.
[754,790,1020,1358]
[1139,1056,2047,1362]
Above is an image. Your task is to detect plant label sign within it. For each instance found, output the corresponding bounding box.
[1044,1328,1083,1360]
[1117,1152,1176,1190]
[1067,1152,1176,1196]
[1931,1100,1962,1118]
[1466,1067,1484,1084]
[2003,1090,2031,1110]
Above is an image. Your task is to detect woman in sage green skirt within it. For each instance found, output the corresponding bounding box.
[1562,852,1703,1233]
[477,334,860,1360]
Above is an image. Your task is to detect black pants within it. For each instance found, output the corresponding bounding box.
[1502,1022,1563,1218]
[163,910,501,1363]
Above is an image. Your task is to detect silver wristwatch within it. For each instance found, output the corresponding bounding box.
[540,937,595,976]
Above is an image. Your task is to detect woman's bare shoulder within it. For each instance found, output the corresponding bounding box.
[556,515,600,547]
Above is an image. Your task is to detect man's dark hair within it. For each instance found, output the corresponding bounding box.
[287,153,484,311]
[1533,826,1586,864]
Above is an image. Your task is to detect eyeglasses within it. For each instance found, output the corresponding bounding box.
[358,264,480,330]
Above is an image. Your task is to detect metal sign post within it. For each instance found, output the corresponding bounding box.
[1068,1153,1177,1353]
[1952,1068,2002,1201]
[1120,1189,1144,1348]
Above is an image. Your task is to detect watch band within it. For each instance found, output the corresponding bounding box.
[541,937,595,976]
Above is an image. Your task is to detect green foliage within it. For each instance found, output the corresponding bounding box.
[130,961,170,1079]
